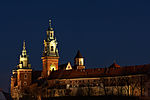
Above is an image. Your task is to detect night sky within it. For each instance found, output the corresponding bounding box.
[1,0,150,92]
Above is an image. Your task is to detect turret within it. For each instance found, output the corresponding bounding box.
[74,50,85,69]
[11,41,32,99]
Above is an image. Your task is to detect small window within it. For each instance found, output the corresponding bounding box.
[50,33,53,37]
[24,82,27,86]
[51,46,54,51]
[24,74,27,79]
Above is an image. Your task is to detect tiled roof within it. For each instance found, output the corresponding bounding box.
[58,63,68,70]
[48,64,150,79]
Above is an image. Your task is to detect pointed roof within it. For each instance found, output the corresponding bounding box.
[59,63,68,70]
[109,61,120,68]
[23,40,26,50]
[75,50,83,58]
[47,19,53,31]
[21,40,27,57]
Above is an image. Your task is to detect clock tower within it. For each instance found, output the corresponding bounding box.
[42,20,59,78]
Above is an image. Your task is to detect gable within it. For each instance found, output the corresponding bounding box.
[66,62,72,70]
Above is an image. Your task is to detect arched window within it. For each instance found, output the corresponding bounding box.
[50,64,56,71]
[51,46,54,51]
[50,33,52,37]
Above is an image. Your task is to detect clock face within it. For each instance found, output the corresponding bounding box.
[50,64,56,71]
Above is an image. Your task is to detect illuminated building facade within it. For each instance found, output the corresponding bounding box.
[42,20,59,78]
[11,21,150,99]
[11,41,32,99]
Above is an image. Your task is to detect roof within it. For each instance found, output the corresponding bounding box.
[59,63,68,70]
[32,70,42,83]
[74,50,83,58]
[48,64,150,79]
[109,62,120,68]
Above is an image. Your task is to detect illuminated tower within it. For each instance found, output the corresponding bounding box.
[18,41,31,69]
[11,41,32,99]
[42,20,59,77]
[74,50,85,69]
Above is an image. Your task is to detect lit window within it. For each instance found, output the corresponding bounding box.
[51,46,54,51]
[50,64,56,71]
[80,61,82,65]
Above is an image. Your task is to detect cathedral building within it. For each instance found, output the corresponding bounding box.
[11,20,150,100]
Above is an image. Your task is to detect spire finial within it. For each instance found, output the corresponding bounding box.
[23,40,26,50]
[49,19,52,29]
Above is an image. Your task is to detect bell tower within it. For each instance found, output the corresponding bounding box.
[42,20,59,78]
[11,41,32,99]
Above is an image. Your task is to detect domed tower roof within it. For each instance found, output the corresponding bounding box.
[74,50,83,59]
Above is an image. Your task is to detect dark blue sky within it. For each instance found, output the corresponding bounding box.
[1,0,150,92]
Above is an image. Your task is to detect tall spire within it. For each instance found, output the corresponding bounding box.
[22,40,27,57]
[48,19,53,31]
[49,19,51,28]
[18,41,31,68]
[23,40,26,50]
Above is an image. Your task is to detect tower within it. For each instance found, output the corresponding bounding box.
[74,50,85,69]
[16,41,32,88]
[18,41,31,69]
[11,41,32,99]
[42,20,59,77]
